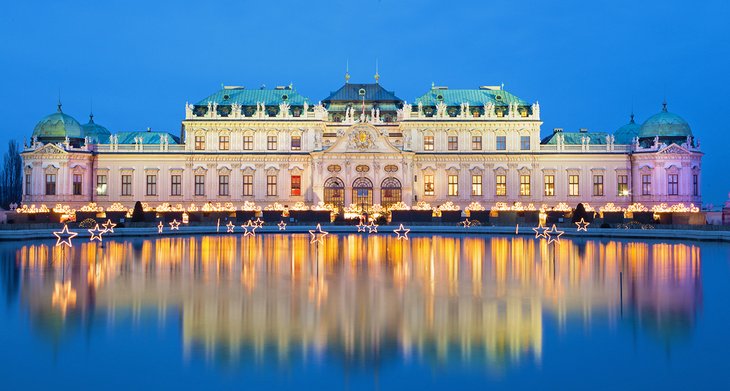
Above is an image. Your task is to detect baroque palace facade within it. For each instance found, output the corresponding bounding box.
[21,79,703,212]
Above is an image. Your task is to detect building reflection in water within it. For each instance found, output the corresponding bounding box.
[12,234,701,369]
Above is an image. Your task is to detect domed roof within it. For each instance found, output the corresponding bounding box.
[614,113,641,144]
[81,113,111,144]
[32,104,83,140]
[638,103,692,139]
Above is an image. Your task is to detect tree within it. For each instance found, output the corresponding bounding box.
[131,201,145,222]
[0,140,22,210]
[572,203,590,223]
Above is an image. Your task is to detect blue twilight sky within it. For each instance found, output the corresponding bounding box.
[0,0,728,204]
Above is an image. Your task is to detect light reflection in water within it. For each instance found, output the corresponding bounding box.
[14,235,701,369]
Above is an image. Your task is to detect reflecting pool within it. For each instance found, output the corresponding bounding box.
[1,234,729,389]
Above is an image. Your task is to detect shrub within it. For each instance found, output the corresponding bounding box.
[131,201,145,222]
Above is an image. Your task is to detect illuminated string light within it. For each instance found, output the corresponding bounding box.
[367,221,378,234]
[546,224,564,244]
[88,224,106,242]
[393,224,410,240]
[169,219,181,230]
[253,218,264,228]
[575,218,590,232]
[101,219,116,233]
[532,224,549,239]
[216,218,220,232]
[356,220,367,232]
[226,221,236,233]
[157,221,164,233]
[277,220,287,231]
[515,224,519,235]
[309,223,328,243]
[242,220,256,237]
[53,224,78,247]
[460,219,472,228]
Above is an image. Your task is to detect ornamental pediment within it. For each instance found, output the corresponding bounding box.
[323,123,402,154]
[31,143,67,155]
[658,143,690,155]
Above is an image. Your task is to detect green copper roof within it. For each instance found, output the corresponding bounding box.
[115,131,180,145]
[638,104,692,138]
[415,88,528,107]
[541,131,610,145]
[613,114,641,144]
[81,114,111,144]
[322,83,402,103]
[195,87,309,106]
[32,105,83,140]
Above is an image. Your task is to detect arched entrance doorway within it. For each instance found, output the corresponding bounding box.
[324,177,345,209]
[352,177,373,210]
[380,177,402,208]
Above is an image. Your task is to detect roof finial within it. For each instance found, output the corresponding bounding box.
[57,89,62,112]
[662,98,668,112]
[89,97,94,123]
[629,112,634,124]
[345,59,350,84]
[374,59,380,84]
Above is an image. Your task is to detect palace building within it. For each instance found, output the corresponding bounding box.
[20,78,703,212]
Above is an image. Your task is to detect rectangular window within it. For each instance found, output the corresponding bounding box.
[171,175,181,196]
[593,175,604,196]
[267,135,277,151]
[424,175,434,196]
[496,135,507,151]
[668,174,679,195]
[45,174,56,195]
[146,174,157,196]
[520,175,531,196]
[194,135,205,151]
[448,175,459,196]
[569,175,580,196]
[72,174,82,196]
[423,136,434,151]
[242,175,253,196]
[471,175,482,196]
[642,174,652,196]
[25,173,31,195]
[544,175,555,196]
[693,174,698,196]
[472,135,482,151]
[194,175,205,196]
[121,175,132,196]
[219,174,229,196]
[267,175,277,196]
[243,135,253,150]
[520,136,531,151]
[96,175,107,196]
[291,175,301,196]
[291,135,301,151]
[617,175,629,196]
[496,175,507,196]
[448,136,458,151]
[218,135,229,151]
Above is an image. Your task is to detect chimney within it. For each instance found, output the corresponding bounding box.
[579,128,588,133]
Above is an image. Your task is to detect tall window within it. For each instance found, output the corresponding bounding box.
[194,175,205,196]
[218,174,229,196]
[218,135,229,151]
[693,174,698,196]
[291,175,301,196]
[146,174,157,196]
[593,175,604,196]
[544,175,555,196]
[267,135,277,151]
[642,174,652,196]
[242,175,253,196]
[617,175,629,196]
[424,175,434,196]
[520,175,531,196]
[171,175,181,196]
[291,135,301,151]
[96,175,107,196]
[520,136,531,150]
[194,135,205,150]
[25,173,31,195]
[423,135,434,151]
[121,175,132,196]
[243,135,253,150]
[472,135,482,150]
[447,175,459,196]
[267,175,277,196]
[72,174,82,195]
[447,135,458,151]
[472,175,482,196]
[568,175,580,196]
[668,174,679,195]
[496,136,507,151]
[45,174,56,195]
[496,175,506,196]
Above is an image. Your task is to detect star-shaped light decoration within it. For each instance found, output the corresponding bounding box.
[309,223,328,244]
[575,218,590,232]
[253,218,264,228]
[242,220,257,237]
[393,224,410,240]
[53,224,78,248]
[367,221,379,234]
[545,224,564,244]
[88,224,106,242]
[226,221,236,233]
[169,219,181,230]
[157,221,164,233]
[102,219,117,233]
[460,219,472,228]
[532,224,549,239]
[356,221,367,232]
[277,220,287,231]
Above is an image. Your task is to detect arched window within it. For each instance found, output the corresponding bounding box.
[380,177,402,208]
[352,177,373,209]
[324,177,345,208]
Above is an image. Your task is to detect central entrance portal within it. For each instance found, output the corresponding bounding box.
[352,177,373,210]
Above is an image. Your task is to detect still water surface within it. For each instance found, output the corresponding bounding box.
[0,234,728,389]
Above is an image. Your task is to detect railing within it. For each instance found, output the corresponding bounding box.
[96,144,187,152]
